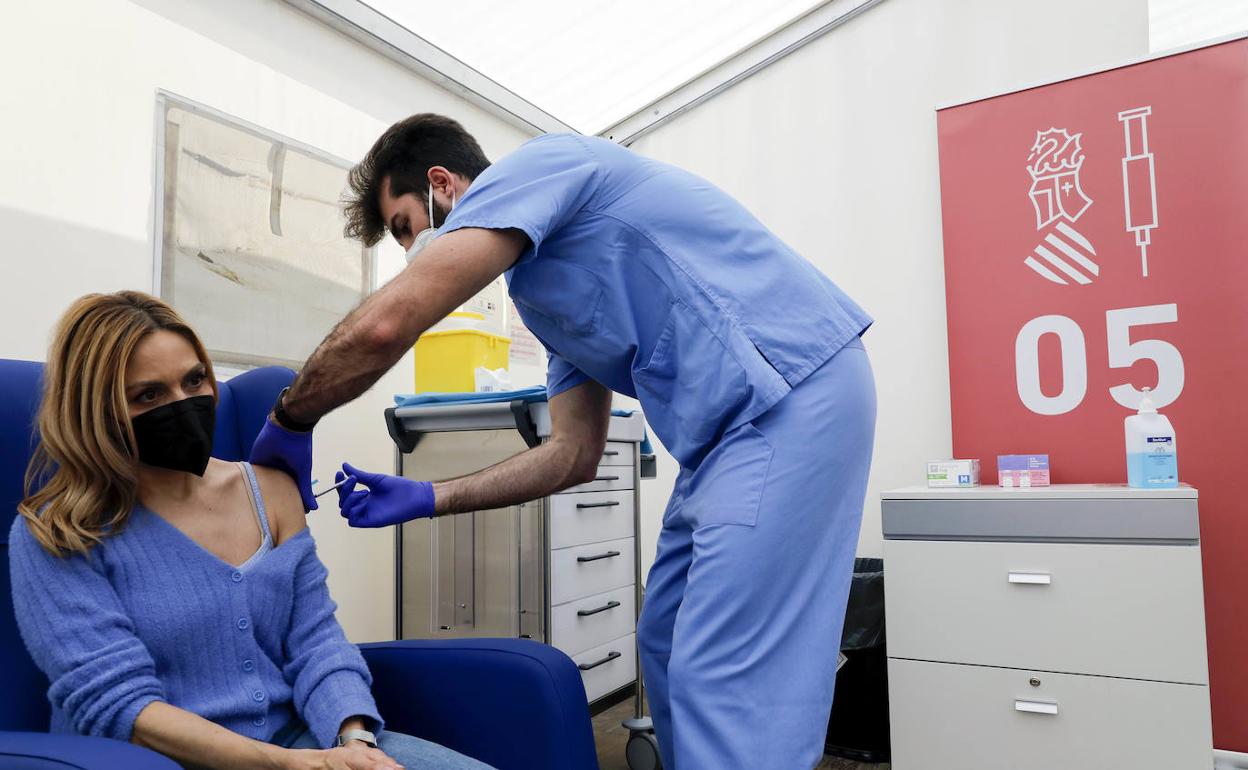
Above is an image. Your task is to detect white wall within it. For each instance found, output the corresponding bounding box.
[0,0,535,641]
[628,0,1150,571]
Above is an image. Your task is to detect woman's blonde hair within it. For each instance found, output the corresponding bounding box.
[19,291,217,557]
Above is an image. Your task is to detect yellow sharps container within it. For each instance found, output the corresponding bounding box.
[413,312,511,393]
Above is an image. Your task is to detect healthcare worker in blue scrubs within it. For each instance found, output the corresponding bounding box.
[251,113,876,770]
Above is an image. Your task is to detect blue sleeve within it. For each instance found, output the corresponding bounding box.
[440,134,601,254]
[8,518,165,741]
[282,534,383,748]
[547,350,591,398]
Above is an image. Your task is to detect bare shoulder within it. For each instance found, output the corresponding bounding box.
[249,464,308,544]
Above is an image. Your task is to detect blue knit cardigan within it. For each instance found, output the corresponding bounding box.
[8,504,382,749]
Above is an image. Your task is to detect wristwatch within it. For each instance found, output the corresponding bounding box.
[335,728,378,748]
[272,387,318,432]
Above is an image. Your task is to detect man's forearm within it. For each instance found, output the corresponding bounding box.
[434,439,599,515]
[282,295,409,424]
[281,229,525,424]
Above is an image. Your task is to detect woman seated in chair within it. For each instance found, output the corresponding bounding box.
[10,291,492,770]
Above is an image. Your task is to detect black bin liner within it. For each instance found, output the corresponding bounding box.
[825,557,889,763]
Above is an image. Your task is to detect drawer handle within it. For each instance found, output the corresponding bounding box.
[577,550,621,563]
[594,475,621,482]
[1015,699,1058,716]
[578,650,622,671]
[603,450,621,457]
[1008,572,1052,585]
[577,600,622,617]
[577,501,622,510]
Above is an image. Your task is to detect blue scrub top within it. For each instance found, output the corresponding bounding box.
[440,134,872,469]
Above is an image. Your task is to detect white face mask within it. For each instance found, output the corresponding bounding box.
[405,183,456,264]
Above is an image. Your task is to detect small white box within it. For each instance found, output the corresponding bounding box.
[926,459,980,488]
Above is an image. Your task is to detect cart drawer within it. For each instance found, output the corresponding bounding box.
[888,658,1212,770]
[884,538,1208,684]
[550,490,635,549]
[573,633,637,704]
[600,442,636,467]
[551,537,635,605]
[551,585,636,657]
[561,464,634,494]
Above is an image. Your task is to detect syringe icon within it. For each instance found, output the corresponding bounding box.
[1119,106,1158,277]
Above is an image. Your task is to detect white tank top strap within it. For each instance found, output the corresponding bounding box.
[239,461,274,544]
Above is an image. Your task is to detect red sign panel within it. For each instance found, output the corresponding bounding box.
[938,39,1248,749]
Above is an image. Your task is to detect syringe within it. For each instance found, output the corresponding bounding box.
[1119,107,1158,277]
[313,476,351,499]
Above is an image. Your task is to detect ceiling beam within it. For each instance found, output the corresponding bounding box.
[282,0,575,136]
[599,0,888,146]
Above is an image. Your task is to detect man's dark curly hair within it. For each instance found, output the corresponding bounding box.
[343,113,490,247]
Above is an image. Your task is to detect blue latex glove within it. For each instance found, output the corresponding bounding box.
[335,462,435,528]
[249,418,317,511]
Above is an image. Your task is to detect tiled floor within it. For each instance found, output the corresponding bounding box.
[592,698,889,770]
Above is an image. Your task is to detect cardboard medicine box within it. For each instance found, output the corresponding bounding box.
[927,459,980,488]
[997,454,1050,487]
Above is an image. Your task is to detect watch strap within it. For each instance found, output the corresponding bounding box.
[336,728,377,748]
[272,387,318,432]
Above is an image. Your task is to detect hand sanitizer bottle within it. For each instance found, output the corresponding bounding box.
[1124,387,1178,489]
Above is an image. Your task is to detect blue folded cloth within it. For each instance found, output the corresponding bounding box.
[394,386,550,407]
[393,388,653,455]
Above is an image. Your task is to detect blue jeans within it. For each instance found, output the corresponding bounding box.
[271,721,495,769]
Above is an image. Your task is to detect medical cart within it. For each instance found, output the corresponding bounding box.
[385,398,652,714]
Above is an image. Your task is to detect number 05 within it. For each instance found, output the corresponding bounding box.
[1015,303,1184,415]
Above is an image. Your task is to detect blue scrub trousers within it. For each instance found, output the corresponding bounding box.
[637,337,876,770]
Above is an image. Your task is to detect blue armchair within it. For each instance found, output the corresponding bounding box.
[1,359,598,770]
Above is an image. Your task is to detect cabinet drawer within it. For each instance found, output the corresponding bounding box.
[551,585,636,657]
[551,537,635,605]
[550,490,635,549]
[884,539,1208,683]
[573,633,637,704]
[561,464,634,494]
[888,658,1212,770]
[600,442,635,467]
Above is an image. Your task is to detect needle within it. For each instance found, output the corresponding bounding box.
[313,477,351,498]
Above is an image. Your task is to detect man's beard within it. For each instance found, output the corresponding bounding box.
[431,198,453,228]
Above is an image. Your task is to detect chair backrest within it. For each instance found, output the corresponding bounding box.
[211,366,297,461]
[0,360,52,731]
[0,359,294,731]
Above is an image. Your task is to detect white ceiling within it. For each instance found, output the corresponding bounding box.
[360,0,828,135]
[1150,0,1248,51]
[352,1,1248,136]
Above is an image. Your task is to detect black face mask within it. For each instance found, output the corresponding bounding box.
[131,395,216,476]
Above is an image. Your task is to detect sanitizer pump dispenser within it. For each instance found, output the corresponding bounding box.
[1124,387,1179,489]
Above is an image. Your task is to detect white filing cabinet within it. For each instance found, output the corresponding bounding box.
[386,401,645,707]
[881,485,1213,770]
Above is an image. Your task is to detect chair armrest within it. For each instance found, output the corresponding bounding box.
[358,638,599,770]
[0,731,180,770]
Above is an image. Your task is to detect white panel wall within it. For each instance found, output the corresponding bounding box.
[629,0,1149,573]
[0,0,535,641]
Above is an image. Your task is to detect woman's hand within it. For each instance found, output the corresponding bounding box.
[284,743,403,770]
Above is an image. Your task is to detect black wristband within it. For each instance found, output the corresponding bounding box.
[272,387,318,432]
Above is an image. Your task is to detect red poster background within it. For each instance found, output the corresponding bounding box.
[938,39,1248,749]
